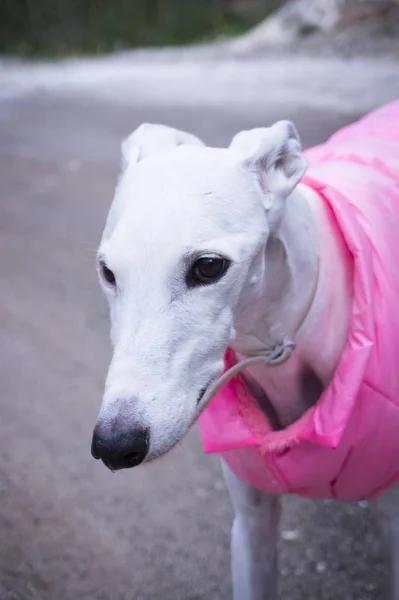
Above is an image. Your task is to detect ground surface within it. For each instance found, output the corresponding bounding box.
[0,52,399,600]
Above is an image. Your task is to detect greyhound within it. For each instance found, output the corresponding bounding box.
[91,117,399,599]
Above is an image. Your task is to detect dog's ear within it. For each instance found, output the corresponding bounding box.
[121,124,205,168]
[229,121,308,209]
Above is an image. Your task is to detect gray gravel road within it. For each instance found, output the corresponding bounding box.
[0,55,396,600]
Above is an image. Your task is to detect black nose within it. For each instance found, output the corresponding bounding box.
[91,424,150,471]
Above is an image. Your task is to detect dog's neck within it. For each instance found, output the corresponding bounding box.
[232,183,353,427]
[232,184,321,355]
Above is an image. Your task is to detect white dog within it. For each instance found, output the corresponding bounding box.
[91,113,399,599]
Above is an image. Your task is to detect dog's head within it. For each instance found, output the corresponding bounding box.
[91,122,307,470]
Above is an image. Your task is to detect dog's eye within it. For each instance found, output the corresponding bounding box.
[99,261,116,287]
[189,256,230,286]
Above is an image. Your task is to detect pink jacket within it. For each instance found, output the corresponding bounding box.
[199,100,399,501]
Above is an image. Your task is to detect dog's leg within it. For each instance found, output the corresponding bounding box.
[222,459,281,600]
[374,485,399,600]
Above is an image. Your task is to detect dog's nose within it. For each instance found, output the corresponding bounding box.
[91,423,150,471]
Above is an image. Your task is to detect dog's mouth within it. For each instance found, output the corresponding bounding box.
[142,384,216,463]
[196,386,208,405]
[195,369,223,409]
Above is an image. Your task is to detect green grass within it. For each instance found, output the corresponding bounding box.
[0,1,267,58]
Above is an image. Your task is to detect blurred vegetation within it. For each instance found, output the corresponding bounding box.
[0,0,279,57]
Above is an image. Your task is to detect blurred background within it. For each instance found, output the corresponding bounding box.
[0,0,280,56]
[1,1,399,599]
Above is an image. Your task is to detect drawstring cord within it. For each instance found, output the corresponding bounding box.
[199,338,296,409]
